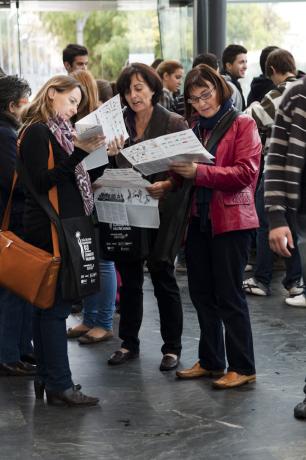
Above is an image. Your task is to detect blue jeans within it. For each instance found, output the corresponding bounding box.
[0,287,33,363]
[83,260,117,330]
[255,177,301,288]
[33,289,73,392]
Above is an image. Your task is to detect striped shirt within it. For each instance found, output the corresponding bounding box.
[245,76,296,154]
[264,77,306,229]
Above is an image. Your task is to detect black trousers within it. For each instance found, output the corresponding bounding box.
[115,259,183,355]
[185,218,256,375]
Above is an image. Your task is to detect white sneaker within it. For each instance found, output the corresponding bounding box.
[285,294,306,307]
[243,277,270,296]
[245,264,253,272]
[288,282,304,297]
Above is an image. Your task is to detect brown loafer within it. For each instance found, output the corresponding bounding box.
[67,327,90,339]
[78,330,113,345]
[213,371,256,389]
[176,361,224,379]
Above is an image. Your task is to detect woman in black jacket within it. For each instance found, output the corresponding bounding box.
[0,75,35,376]
[19,75,119,406]
[107,63,188,371]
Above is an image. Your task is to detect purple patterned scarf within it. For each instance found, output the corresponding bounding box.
[46,115,94,216]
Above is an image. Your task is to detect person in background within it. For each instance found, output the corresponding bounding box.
[264,76,306,419]
[108,63,188,371]
[172,64,261,389]
[19,75,119,406]
[0,75,35,376]
[221,44,248,110]
[247,45,279,107]
[66,69,118,345]
[63,43,89,74]
[193,52,243,110]
[96,79,113,103]
[157,60,184,111]
[244,49,302,301]
[151,58,163,70]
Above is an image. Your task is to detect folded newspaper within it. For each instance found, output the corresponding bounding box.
[75,94,129,170]
[93,169,160,228]
[120,128,213,176]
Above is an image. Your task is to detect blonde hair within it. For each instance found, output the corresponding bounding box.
[21,75,86,129]
[70,69,99,121]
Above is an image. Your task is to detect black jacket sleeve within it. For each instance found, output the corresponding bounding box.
[20,123,88,194]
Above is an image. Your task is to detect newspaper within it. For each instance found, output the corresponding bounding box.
[93,169,160,228]
[120,129,213,175]
[75,94,129,170]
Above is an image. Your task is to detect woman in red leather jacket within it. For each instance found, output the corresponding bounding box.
[171,64,261,389]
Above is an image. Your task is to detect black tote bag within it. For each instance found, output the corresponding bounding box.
[60,215,100,301]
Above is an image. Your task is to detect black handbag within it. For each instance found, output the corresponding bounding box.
[17,141,100,302]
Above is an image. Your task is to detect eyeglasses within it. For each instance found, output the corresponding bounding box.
[187,87,215,104]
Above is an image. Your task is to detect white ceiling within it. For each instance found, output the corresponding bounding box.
[16,1,158,11]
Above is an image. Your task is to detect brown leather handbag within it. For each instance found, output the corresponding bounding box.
[0,141,61,309]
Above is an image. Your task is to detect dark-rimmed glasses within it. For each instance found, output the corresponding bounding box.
[187,87,215,104]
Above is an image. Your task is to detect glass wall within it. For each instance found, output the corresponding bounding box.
[157,0,193,71]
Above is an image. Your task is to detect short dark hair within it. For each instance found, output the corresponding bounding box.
[156,60,183,78]
[192,53,219,70]
[184,64,232,121]
[0,75,31,112]
[151,58,163,69]
[62,43,88,66]
[116,63,163,107]
[260,46,279,74]
[265,49,296,78]
[222,44,247,70]
[96,79,113,103]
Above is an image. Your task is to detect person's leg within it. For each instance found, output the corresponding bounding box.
[184,218,225,371]
[282,226,302,291]
[212,230,256,376]
[39,291,73,392]
[114,259,144,354]
[149,263,183,357]
[253,177,274,289]
[20,301,34,358]
[79,260,117,343]
[0,288,30,363]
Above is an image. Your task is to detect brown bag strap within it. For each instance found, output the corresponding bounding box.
[47,142,60,258]
[1,130,60,258]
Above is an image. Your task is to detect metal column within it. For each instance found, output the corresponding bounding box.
[193,0,226,61]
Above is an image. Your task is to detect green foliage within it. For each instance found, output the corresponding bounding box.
[227,4,289,50]
[40,10,160,81]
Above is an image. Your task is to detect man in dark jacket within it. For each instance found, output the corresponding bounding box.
[0,75,36,376]
[247,46,278,107]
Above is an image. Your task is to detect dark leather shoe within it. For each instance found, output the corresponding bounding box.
[34,379,82,400]
[294,399,306,419]
[21,353,36,365]
[108,350,139,365]
[0,361,36,376]
[160,354,179,371]
[46,387,99,407]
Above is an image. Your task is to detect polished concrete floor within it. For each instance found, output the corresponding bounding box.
[1,271,306,460]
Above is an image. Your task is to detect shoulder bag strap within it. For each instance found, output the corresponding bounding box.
[13,132,61,258]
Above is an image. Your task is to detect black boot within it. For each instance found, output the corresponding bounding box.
[46,387,99,407]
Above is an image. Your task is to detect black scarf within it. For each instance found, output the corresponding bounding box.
[194,99,234,231]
